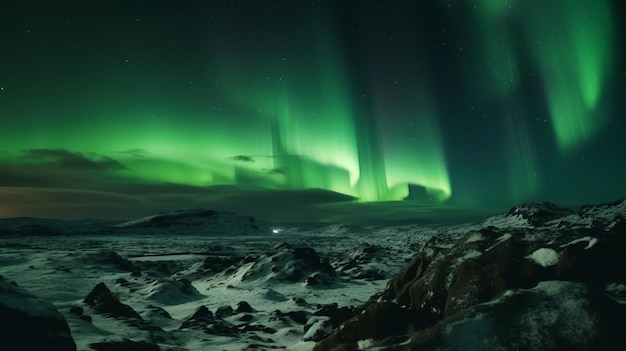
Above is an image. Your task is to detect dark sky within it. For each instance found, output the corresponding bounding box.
[1,0,624,223]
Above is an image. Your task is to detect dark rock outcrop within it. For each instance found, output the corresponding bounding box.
[270,309,308,325]
[215,305,234,319]
[234,300,253,314]
[403,281,625,350]
[179,306,214,329]
[84,282,142,320]
[144,277,200,303]
[315,199,626,350]
[88,250,140,274]
[241,246,336,285]
[0,276,76,351]
[312,303,357,328]
[333,243,389,280]
[505,202,575,227]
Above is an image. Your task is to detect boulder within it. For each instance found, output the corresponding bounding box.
[0,276,76,351]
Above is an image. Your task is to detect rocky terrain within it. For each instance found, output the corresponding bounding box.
[1,199,625,350]
[315,199,626,350]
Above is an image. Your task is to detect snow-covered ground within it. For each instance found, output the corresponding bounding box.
[0,214,443,351]
[1,199,625,350]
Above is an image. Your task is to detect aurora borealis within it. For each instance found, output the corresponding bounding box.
[0,1,624,222]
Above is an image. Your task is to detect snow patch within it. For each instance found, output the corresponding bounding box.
[527,248,560,267]
[357,338,375,348]
[561,236,598,250]
[466,233,483,243]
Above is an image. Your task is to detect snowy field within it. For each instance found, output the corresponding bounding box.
[2,199,626,350]
[0,219,451,350]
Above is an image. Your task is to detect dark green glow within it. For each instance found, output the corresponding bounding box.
[475,0,519,96]
[522,0,616,151]
[0,8,452,204]
[381,98,451,202]
[504,113,540,202]
[0,0,624,221]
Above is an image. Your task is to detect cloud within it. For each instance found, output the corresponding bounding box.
[229,155,255,162]
[229,154,307,163]
[22,149,128,171]
[0,187,142,220]
[0,149,493,223]
[263,168,286,175]
[0,181,495,224]
[112,148,149,158]
[0,149,131,190]
[0,183,358,221]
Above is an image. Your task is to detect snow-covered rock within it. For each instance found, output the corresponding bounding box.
[240,245,336,286]
[315,198,626,350]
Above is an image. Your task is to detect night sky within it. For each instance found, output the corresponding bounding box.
[1,0,625,223]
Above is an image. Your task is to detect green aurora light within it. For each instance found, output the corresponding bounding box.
[0,0,624,221]
[523,0,616,152]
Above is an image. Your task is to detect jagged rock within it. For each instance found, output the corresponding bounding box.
[315,198,626,350]
[292,297,307,305]
[506,202,575,227]
[404,281,626,351]
[241,246,336,285]
[143,277,200,303]
[312,303,356,328]
[292,247,321,265]
[215,305,233,319]
[270,309,308,325]
[303,318,334,342]
[0,276,76,351]
[353,267,385,280]
[145,305,172,320]
[89,250,138,273]
[314,302,436,350]
[234,301,253,314]
[179,306,214,329]
[200,255,241,274]
[83,282,142,320]
[443,238,548,316]
[238,314,253,322]
[179,306,237,336]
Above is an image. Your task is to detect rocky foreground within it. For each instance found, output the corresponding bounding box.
[315,199,626,350]
[1,199,625,350]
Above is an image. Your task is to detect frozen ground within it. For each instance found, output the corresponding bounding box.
[2,199,626,350]
[0,218,452,351]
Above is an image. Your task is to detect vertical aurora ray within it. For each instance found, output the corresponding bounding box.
[473,1,541,202]
[0,1,456,208]
[380,98,451,203]
[504,111,541,202]
[274,55,361,192]
[474,0,520,97]
[522,0,616,151]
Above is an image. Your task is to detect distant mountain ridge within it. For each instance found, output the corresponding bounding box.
[112,209,270,236]
[483,198,625,229]
[2,199,625,237]
[0,209,270,236]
